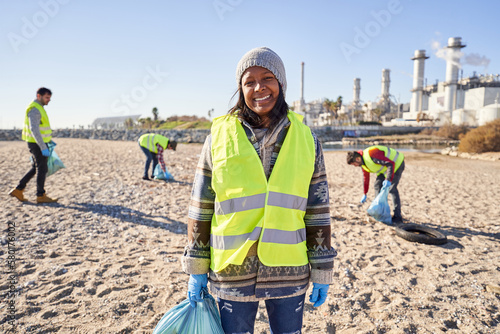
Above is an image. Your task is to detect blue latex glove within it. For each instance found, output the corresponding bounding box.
[309,283,329,307]
[187,274,208,308]
[41,149,50,157]
[382,180,391,188]
[360,194,367,204]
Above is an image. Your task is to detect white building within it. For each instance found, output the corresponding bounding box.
[405,37,500,126]
[91,114,141,129]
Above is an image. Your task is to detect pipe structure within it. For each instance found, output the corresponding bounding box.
[444,37,466,115]
[381,69,390,100]
[352,78,361,109]
[410,50,429,114]
[381,69,391,113]
[300,62,305,103]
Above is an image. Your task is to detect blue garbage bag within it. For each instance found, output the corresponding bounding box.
[153,288,224,334]
[367,183,392,224]
[153,164,174,181]
[46,141,65,177]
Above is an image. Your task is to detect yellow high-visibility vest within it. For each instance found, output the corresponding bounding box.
[210,111,315,272]
[22,102,52,143]
[361,145,404,175]
[138,134,169,154]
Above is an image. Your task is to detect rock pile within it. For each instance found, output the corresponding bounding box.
[0,129,210,143]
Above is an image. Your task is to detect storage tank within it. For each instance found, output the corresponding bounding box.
[478,102,500,126]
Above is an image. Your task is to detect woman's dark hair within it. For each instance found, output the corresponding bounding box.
[228,84,288,131]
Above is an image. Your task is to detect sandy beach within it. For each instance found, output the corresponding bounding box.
[1,138,499,334]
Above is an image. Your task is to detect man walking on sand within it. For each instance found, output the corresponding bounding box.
[9,87,58,203]
[347,145,405,224]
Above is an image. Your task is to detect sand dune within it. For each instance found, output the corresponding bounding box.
[1,138,499,333]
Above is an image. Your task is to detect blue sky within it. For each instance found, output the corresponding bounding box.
[1,0,499,129]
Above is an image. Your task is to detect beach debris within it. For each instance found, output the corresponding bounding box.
[395,223,447,245]
[485,284,500,294]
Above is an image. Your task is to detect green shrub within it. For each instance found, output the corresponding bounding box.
[458,119,500,153]
[418,128,434,136]
[433,123,469,140]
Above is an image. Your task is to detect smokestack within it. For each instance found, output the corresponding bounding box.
[381,69,390,100]
[300,62,305,103]
[379,69,391,113]
[353,78,360,109]
[444,37,466,114]
[410,50,429,114]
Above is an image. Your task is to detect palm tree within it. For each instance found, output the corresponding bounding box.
[152,107,159,121]
[124,118,134,129]
[353,109,365,123]
[322,98,336,125]
[335,96,343,115]
[371,108,383,122]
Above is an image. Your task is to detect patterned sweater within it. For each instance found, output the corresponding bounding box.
[182,116,336,302]
[156,144,166,173]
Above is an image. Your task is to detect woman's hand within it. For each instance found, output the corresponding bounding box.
[309,283,329,307]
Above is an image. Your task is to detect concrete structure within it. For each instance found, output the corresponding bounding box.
[379,69,391,113]
[352,78,361,110]
[293,62,332,126]
[294,35,500,127]
[300,62,305,104]
[403,36,500,126]
[91,115,141,129]
[410,50,429,115]
[443,37,466,116]
[477,97,500,126]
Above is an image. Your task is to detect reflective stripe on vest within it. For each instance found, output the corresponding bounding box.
[210,226,307,250]
[22,102,52,143]
[138,134,169,154]
[210,111,315,272]
[362,145,404,174]
[214,191,307,215]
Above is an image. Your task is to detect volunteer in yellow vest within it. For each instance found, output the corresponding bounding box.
[9,87,57,204]
[138,133,176,180]
[346,146,405,224]
[182,47,337,333]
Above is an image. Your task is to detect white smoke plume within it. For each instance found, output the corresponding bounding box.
[464,53,490,70]
[432,39,491,71]
[432,40,463,68]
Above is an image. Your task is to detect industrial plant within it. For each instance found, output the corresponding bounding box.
[294,36,500,127]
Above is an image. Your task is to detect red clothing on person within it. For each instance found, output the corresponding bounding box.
[359,147,397,194]
[157,144,166,173]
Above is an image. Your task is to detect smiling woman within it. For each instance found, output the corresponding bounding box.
[182,46,337,334]
[240,66,280,124]
[230,47,289,131]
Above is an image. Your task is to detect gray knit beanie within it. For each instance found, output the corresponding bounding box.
[235,47,287,96]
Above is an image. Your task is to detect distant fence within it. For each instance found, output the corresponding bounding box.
[0,126,432,143]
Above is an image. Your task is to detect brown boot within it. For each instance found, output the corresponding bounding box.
[9,188,27,202]
[36,194,58,204]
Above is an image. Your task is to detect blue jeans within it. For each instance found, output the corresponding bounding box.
[374,161,405,223]
[218,294,305,334]
[139,143,158,177]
